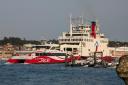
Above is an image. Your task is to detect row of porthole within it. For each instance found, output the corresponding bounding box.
[60,39,108,44]
[60,39,93,42]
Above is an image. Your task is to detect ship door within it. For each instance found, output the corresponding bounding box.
[64,48,72,55]
[73,48,78,55]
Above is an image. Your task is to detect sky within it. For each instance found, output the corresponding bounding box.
[0,0,128,41]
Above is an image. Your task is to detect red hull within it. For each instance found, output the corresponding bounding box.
[7,59,26,64]
[7,54,80,64]
[25,56,71,64]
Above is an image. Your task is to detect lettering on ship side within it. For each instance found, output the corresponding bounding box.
[38,58,50,63]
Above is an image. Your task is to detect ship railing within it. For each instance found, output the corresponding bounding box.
[59,41,80,43]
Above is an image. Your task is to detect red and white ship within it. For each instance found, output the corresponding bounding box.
[58,17,109,57]
[25,50,72,64]
[7,43,66,64]
[7,50,79,64]
[58,16,114,66]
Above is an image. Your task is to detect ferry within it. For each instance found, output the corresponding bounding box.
[24,50,73,64]
[7,49,80,64]
[58,16,113,66]
[58,17,109,57]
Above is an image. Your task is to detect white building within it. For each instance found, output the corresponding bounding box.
[109,47,128,57]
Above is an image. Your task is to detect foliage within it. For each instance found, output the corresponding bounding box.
[108,41,128,47]
[0,37,127,47]
[47,39,59,44]
[0,37,41,46]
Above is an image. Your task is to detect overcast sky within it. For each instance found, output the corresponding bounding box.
[0,0,128,41]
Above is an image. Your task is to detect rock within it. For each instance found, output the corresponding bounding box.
[116,55,128,85]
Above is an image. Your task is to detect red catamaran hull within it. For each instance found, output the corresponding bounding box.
[25,56,72,64]
[7,59,26,64]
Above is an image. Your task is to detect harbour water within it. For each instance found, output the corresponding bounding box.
[0,61,125,85]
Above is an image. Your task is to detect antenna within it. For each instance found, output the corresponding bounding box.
[70,14,72,25]
[81,16,83,25]
[70,14,72,36]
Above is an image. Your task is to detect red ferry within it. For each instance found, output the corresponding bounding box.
[7,50,78,64]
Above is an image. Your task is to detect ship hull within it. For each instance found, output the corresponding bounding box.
[6,55,34,64]
[7,50,80,64]
[25,56,71,64]
[7,59,26,64]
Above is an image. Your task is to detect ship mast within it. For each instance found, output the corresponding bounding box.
[80,16,84,57]
[70,14,72,37]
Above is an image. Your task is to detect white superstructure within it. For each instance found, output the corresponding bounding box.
[58,17,109,57]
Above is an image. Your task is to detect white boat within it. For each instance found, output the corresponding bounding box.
[58,16,114,66]
[58,17,109,57]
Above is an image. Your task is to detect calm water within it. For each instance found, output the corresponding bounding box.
[0,61,125,85]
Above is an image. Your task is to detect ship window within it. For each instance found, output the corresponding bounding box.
[54,53,66,56]
[36,53,41,56]
[84,34,88,36]
[73,39,76,41]
[33,46,50,49]
[66,48,72,51]
[101,36,104,38]
[79,39,83,41]
[87,39,89,41]
[72,34,88,36]
[41,53,66,56]
[73,48,78,52]
[65,34,70,36]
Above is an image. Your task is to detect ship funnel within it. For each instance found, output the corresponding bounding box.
[91,21,96,38]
